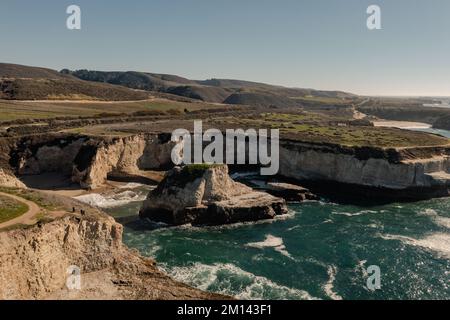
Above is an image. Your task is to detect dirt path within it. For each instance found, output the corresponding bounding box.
[0,192,41,229]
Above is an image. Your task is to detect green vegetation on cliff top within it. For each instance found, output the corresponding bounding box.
[0,195,28,223]
[216,113,450,148]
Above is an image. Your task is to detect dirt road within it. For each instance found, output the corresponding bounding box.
[0,192,40,229]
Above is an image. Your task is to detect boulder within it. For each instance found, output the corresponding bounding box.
[139,164,288,225]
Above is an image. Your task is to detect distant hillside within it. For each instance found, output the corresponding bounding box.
[224,92,299,108]
[0,63,73,80]
[0,63,356,105]
[166,85,232,103]
[0,63,150,101]
[65,70,197,91]
[66,69,356,106]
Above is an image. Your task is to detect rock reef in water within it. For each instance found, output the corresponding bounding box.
[139,164,288,225]
[249,180,319,202]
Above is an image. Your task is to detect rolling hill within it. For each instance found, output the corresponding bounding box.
[65,69,356,107]
[0,63,357,106]
[0,63,150,101]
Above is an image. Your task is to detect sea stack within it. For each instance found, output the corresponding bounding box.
[139,164,288,226]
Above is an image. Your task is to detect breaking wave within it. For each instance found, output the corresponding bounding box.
[323,265,343,300]
[419,209,450,229]
[161,262,317,300]
[74,190,147,208]
[118,182,145,189]
[332,210,377,217]
[380,233,450,260]
[246,234,292,259]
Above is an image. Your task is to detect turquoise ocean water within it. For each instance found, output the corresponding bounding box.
[105,195,449,300]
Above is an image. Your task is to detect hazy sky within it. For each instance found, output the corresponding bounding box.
[1,0,449,96]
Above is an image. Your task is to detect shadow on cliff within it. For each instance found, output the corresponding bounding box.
[19,173,81,191]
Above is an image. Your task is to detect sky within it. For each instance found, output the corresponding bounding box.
[0,0,449,96]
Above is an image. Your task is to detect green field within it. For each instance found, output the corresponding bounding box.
[0,99,220,122]
[0,195,28,223]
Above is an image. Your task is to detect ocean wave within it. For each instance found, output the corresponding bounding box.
[74,190,147,208]
[323,265,343,300]
[246,234,292,259]
[380,233,450,260]
[161,262,318,300]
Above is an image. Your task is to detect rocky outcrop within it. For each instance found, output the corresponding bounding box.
[0,211,225,300]
[72,135,145,189]
[3,133,178,190]
[140,164,288,225]
[72,134,178,189]
[249,180,318,202]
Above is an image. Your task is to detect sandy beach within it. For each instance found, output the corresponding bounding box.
[373,121,432,129]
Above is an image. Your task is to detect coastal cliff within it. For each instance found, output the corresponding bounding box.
[279,141,450,198]
[1,132,450,198]
[3,133,178,190]
[0,206,225,300]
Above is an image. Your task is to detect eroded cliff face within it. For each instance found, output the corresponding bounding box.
[2,133,178,190]
[72,134,178,189]
[279,141,450,196]
[0,213,224,300]
[2,132,450,197]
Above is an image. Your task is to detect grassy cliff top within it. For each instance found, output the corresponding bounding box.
[0,195,28,224]
[215,113,450,148]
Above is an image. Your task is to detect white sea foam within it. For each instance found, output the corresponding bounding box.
[246,234,292,259]
[332,210,376,217]
[419,209,450,229]
[380,233,450,260]
[356,260,368,277]
[323,265,343,300]
[161,262,318,300]
[74,190,147,208]
[118,182,145,189]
